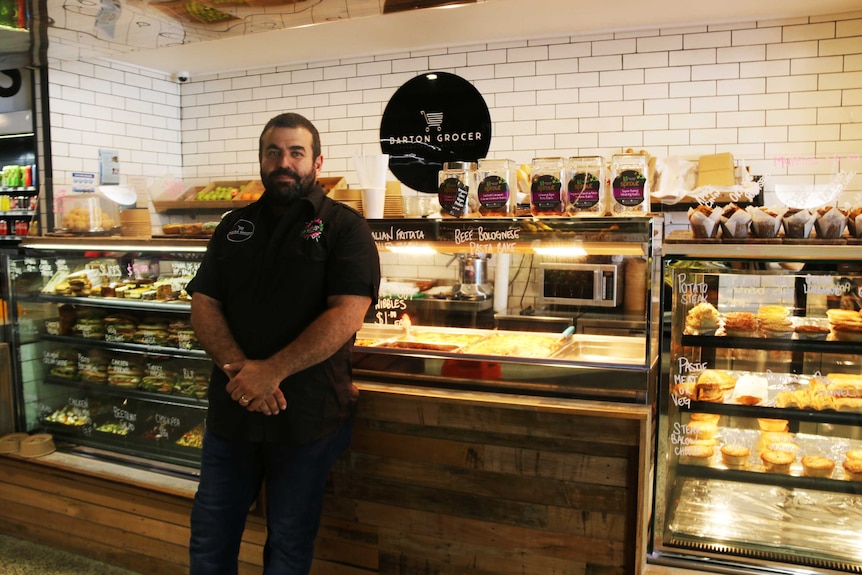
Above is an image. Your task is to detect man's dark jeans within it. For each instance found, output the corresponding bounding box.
[189,422,352,574]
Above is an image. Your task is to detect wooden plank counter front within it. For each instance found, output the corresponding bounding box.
[0,381,653,575]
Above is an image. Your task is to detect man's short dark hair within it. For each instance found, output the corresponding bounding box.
[259,113,321,160]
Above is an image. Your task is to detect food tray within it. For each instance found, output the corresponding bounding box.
[679,370,862,412]
[355,324,407,347]
[91,417,143,450]
[359,325,580,361]
[369,326,488,353]
[667,230,856,244]
[691,428,862,479]
[688,314,853,342]
[458,330,568,359]
[153,177,346,212]
[550,334,645,364]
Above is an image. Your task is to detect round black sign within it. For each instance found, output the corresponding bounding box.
[380,72,492,193]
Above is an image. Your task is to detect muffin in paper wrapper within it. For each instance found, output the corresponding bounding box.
[781,208,816,238]
[814,206,848,239]
[848,207,862,238]
[688,205,722,238]
[720,203,752,238]
[747,206,785,238]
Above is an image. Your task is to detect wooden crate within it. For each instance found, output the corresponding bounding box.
[153,177,347,212]
[319,176,347,194]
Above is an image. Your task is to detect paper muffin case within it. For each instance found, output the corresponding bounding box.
[18,433,56,458]
[0,432,31,453]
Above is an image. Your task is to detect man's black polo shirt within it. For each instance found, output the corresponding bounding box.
[186,185,380,444]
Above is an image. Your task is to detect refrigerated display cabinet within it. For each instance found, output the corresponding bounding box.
[5,237,209,472]
[5,216,661,474]
[653,239,862,574]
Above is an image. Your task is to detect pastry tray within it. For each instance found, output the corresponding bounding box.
[678,369,862,413]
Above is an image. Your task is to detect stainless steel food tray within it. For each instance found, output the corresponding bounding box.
[355,325,644,365]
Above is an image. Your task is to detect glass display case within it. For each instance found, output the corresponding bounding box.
[6,237,208,472]
[5,215,661,473]
[357,216,662,403]
[653,240,862,574]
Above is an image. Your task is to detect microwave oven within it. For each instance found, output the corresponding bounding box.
[538,262,622,308]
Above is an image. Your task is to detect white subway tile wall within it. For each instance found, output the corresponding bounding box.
[45,12,861,241]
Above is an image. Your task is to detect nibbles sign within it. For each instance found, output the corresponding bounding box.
[380,71,491,193]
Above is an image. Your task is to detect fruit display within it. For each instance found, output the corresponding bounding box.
[195,185,240,200]
[190,181,262,202]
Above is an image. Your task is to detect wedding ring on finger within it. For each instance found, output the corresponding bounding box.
[240,394,250,405]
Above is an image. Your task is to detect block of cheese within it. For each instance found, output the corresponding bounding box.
[697,153,735,187]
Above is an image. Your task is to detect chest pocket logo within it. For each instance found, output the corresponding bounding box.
[227,219,255,243]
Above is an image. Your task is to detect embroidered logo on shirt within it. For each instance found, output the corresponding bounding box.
[303,218,324,242]
[227,219,255,243]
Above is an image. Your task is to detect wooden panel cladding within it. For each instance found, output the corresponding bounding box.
[0,383,651,575]
[319,384,652,575]
[0,454,266,575]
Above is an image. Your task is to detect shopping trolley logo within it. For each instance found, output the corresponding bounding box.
[380,71,491,192]
[421,110,443,132]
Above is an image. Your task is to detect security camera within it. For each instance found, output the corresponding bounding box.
[176,72,190,83]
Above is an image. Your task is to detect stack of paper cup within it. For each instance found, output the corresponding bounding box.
[361,188,386,219]
[353,153,390,219]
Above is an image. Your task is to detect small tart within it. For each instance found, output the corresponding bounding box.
[761,450,795,473]
[688,412,720,424]
[757,418,789,432]
[846,449,862,461]
[721,444,750,467]
[685,420,717,440]
[681,444,714,466]
[794,324,830,340]
[843,458,862,481]
[801,455,835,478]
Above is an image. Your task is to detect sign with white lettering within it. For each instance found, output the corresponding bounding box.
[380,72,491,193]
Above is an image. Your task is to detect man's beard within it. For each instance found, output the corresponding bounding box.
[261,168,317,205]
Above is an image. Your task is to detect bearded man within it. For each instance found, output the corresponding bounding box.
[186,112,380,575]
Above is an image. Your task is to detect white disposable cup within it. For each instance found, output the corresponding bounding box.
[361,188,386,219]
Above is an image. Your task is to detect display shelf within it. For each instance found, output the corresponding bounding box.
[680,400,862,426]
[45,376,208,406]
[41,294,192,313]
[676,463,862,494]
[151,176,346,212]
[681,333,862,355]
[42,334,206,359]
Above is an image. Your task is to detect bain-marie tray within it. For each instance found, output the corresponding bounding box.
[355,325,646,365]
[356,325,576,360]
